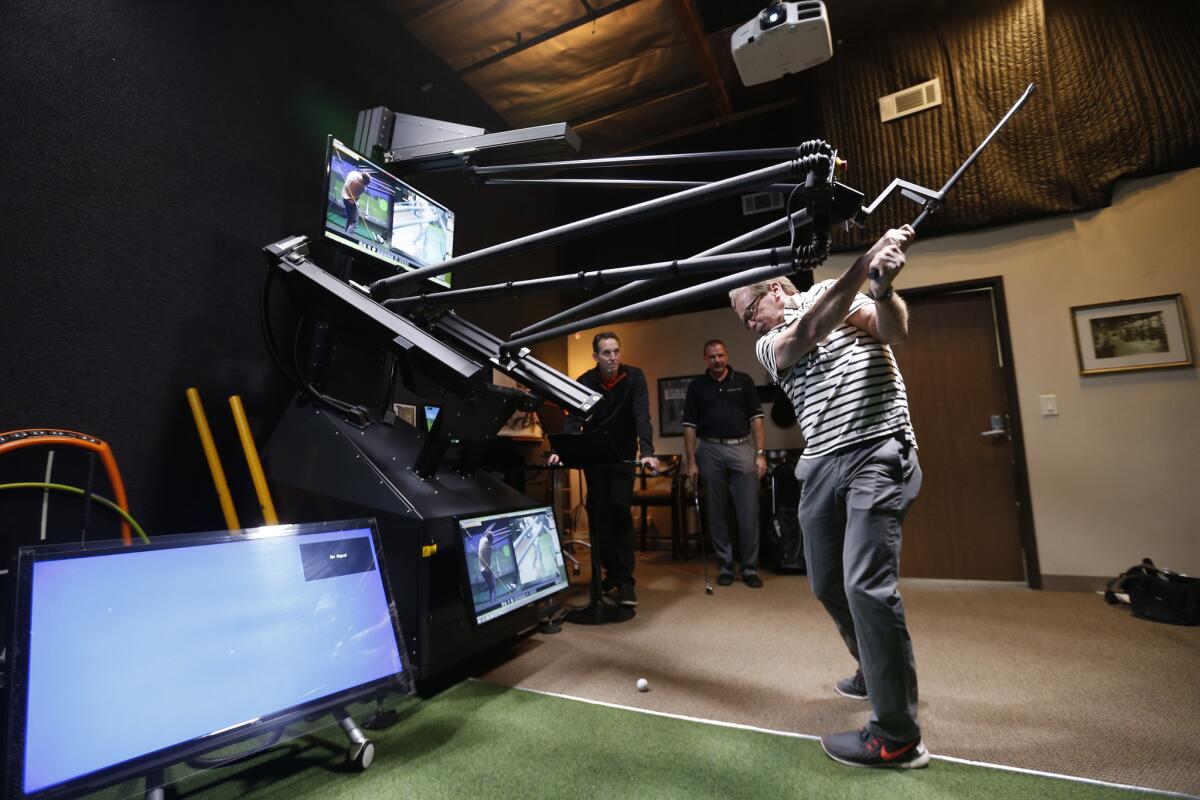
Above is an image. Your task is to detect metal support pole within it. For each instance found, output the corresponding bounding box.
[369,156,822,297]
[383,247,792,311]
[509,206,815,339]
[502,254,815,355]
[469,147,809,176]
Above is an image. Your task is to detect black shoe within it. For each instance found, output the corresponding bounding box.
[820,727,929,769]
[742,572,763,588]
[602,576,619,593]
[716,572,734,586]
[835,669,868,700]
[616,584,638,607]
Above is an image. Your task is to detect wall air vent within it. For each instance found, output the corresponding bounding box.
[879,78,942,123]
[741,191,785,215]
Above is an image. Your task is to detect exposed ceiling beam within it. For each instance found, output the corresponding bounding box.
[572,83,710,133]
[450,0,647,80]
[610,95,802,155]
[666,0,733,117]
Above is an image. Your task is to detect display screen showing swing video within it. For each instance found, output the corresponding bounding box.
[458,506,570,626]
[322,136,454,287]
[4,520,408,799]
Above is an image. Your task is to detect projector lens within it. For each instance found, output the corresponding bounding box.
[760,4,787,30]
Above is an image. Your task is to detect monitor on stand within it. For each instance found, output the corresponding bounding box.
[321,136,454,288]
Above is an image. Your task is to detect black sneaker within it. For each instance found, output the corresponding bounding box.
[742,572,763,588]
[835,669,868,700]
[820,727,929,769]
[716,572,734,586]
[616,584,638,607]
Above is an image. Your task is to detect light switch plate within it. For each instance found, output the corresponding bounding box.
[1040,394,1059,416]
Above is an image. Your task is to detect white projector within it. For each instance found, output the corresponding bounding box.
[731,2,833,86]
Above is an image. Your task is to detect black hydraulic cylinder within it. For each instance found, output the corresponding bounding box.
[510,206,815,339]
[501,257,814,355]
[469,147,807,176]
[369,156,820,297]
[384,247,792,311]
[482,178,810,192]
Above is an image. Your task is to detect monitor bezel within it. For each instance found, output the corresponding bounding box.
[320,135,453,288]
[454,505,570,628]
[4,519,411,800]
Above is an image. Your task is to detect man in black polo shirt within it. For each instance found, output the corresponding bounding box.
[682,339,767,588]
[548,331,658,608]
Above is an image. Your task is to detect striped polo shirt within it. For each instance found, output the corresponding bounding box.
[755,280,916,459]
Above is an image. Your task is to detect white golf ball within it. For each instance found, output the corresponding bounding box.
[636,678,649,692]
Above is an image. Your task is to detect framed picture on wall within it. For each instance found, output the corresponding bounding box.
[658,375,701,437]
[1071,294,1193,375]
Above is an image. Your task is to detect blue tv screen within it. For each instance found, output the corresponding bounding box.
[459,506,569,625]
[322,136,454,287]
[5,520,408,799]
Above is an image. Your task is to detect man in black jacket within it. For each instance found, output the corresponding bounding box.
[549,331,658,607]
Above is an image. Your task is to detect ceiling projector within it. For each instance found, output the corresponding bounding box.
[731,1,833,86]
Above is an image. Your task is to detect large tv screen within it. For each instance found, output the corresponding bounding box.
[322,136,454,287]
[4,520,409,799]
[459,506,570,626]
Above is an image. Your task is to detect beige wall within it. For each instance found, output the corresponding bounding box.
[562,168,1200,581]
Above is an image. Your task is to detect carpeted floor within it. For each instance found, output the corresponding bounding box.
[473,551,1200,797]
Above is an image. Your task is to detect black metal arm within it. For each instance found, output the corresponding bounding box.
[368,143,837,298]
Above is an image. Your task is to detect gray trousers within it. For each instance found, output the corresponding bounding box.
[698,440,760,574]
[797,434,922,741]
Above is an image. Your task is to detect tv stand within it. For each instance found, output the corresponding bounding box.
[141,707,378,798]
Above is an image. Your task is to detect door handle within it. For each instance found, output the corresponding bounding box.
[979,414,1008,440]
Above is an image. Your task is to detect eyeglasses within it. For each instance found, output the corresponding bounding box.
[742,294,764,328]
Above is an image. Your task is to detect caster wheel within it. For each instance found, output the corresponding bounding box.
[350,739,375,771]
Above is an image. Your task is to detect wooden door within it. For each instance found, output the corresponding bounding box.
[891,288,1026,580]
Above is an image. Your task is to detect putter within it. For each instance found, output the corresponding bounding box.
[693,480,714,595]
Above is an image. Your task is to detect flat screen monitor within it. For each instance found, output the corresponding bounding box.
[423,404,441,432]
[322,136,454,287]
[458,506,570,626]
[4,520,409,799]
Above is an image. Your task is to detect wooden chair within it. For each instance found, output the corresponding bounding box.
[631,455,683,555]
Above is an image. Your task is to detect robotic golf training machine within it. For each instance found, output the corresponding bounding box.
[260,84,1035,669]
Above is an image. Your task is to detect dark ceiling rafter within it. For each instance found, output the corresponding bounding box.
[449,0,648,81]
[572,82,709,132]
[666,0,733,116]
[610,95,803,155]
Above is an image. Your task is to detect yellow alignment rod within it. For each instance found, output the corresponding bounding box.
[228,395,278,525]
[185,387,241,531]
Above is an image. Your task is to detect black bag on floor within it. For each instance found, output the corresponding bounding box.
[1104,558,1200,626]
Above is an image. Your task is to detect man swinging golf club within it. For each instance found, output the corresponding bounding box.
[729,225,928,769]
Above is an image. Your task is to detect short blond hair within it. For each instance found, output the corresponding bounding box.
[728,276,799,308]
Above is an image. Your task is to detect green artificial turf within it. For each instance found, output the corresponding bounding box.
[88,680,1175,800]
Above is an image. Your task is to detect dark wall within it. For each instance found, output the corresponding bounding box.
[0,0,562,535]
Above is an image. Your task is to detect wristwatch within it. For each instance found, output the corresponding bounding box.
[868,285,894,301]
[755,449,766,456]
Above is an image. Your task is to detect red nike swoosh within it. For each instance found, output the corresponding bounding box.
[880,741,916,761]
